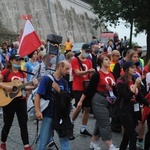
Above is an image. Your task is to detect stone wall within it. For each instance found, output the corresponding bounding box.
[0,0,103,43]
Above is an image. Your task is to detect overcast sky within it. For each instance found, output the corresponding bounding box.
[108,20,146,47]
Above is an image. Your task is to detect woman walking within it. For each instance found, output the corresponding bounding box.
[77,53,118,150]
[115,61,150,150]
[0,53,38,150]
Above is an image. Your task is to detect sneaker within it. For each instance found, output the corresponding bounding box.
[90,142,101,150]
[47,141,56,149]
[109,144,119,150]
[0,143,6,150]
[136,140,144,149]
[70,103,74,110]
[80,129,92,137]
[68,135,75,140]
[24,146,32,150]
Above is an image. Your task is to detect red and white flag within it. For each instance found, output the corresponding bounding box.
[18,19,41,57]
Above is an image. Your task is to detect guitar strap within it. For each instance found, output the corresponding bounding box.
[19,69,35,75]
[76,57,85,71]
[33,64,41,79]
[47,74,55,82]
[47,74,67,92]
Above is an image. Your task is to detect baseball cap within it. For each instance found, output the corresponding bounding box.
[82,44,91,52]
[9,53,21,61]
[123,61,136,71]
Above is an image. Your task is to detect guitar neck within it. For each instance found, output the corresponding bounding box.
[18,81,33,90]
[16,76,42,90]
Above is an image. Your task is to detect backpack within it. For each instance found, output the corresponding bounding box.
[27,74,54,120]
[27,88,38,120]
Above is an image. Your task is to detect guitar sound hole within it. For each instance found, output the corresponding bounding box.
[12,86,18,92]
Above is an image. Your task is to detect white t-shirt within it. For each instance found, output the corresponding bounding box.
[107,46,112,54]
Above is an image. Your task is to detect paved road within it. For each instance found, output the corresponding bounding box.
[0,110,144,150]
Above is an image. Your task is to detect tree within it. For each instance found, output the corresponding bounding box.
[91,0,150,61]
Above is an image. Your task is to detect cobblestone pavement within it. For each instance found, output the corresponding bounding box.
[0,110,145,150]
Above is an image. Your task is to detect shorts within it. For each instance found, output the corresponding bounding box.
[137,107,142,121]
[73,90,91,108]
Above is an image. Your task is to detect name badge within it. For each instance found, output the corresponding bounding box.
[134,103,140,112]
[109,90,115,97]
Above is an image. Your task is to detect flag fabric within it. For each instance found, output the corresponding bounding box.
[18,19,41,57]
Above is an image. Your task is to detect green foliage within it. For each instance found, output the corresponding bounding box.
[91,0,150,60]
[132,41,138,48]
[91,0,150,34]
[125,39,137,48]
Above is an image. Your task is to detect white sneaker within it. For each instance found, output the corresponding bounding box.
[109,144,119,150]
[90,142,101,150]
[136,140,144,149]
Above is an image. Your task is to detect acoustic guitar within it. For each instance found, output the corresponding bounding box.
[0,80,33,107]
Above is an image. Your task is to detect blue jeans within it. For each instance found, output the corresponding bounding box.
[38,116,71,150]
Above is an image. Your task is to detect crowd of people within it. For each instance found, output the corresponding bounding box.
[0,36,149,150]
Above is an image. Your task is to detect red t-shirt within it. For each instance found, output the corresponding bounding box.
[96,70,116,92]
[71,57,92,90]
[1,69,27,99]
[144,65,149,75]
[1,69,26,82]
